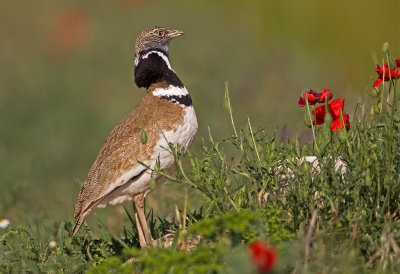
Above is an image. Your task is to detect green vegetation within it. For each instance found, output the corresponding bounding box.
[2,63,400,271]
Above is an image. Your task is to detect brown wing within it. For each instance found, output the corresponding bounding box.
[72,92,184,234]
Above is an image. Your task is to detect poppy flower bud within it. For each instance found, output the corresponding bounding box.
[373,105,380,115]
[382,42,390,54]
[358,122,365,133]
[140,129,148,144]
[365,170,372,186]
[303,161,310,173]
[369,106,376,117]
[384,175,390,185]
[372,87,381,97]
[365,177,372,186]
[388,56,397,71]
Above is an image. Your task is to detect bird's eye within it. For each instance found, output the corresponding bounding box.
[157,30,165,37]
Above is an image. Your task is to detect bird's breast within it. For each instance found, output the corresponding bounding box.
[174,105,198,149]
[153,105,198,160]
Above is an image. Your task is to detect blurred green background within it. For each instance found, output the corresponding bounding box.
[1,0,399,230]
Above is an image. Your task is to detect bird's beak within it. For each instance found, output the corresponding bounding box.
[167,29,184,38]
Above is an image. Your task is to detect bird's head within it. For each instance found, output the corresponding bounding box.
[135,26,184,58]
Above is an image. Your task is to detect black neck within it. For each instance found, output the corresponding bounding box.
[160,94,192,106]
[134,50,184,89]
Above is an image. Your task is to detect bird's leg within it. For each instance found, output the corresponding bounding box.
[133,193,153,247]
[133,204,146,247]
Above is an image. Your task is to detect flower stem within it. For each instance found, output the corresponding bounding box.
[247,117,261,164]
[305,96,319,152]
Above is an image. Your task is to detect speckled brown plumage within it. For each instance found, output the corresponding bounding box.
[74,88,184,220]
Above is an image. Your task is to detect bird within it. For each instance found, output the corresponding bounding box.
[72,26,198,247]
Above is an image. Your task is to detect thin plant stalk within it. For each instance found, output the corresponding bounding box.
[304,92,319,152]
[247,117,261,164]
[224,82,238,138]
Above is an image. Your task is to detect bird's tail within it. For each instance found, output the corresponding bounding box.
[71,215,85,236]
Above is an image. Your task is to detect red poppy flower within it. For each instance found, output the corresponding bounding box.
[249,241,277,273]
[312,103,327,125]
[373,58,400,87]
[311,99,350,131]
[331,113,350,131]
[298,90,321,106]
[319,88,333,103]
